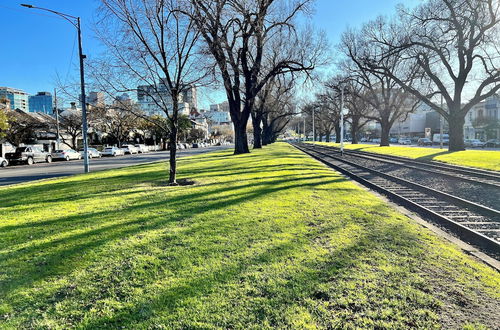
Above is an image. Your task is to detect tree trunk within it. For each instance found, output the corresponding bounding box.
[380,120,390,147]
[262,116,270,146]
[351,117,359,144]
[234,121,250,154]
[168,127,177,184]
[252,112,263,149]
[325,131,331,142]
[335,123,341,143]
[448,113,465,151]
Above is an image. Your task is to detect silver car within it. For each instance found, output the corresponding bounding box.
[79,148,101,159]
[101,147,125,157]
[51,149,82,161]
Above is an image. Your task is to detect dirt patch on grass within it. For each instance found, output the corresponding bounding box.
[423,267,500,329]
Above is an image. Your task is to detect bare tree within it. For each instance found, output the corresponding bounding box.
[339,26,419,146]
[59,111,83,149]
[98,108,138,148]
[190,0,323,154]
[363,0,500,151]
[325,76,372,144]
[261,77,297,144]
[94,0,209,184]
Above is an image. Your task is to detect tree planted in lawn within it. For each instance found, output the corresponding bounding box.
[339,25,419,146]
[362,0,500,151]
[94,0,209,184]
[190,0,323,154]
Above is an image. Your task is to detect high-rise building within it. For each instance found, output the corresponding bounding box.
[0,87,29,112]
[80,91,105,107]
[29,91,53,114]
[137,81,195,117]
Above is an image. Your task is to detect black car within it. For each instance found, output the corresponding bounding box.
[5,146,52,165]
[485,139,500,148]
[417,138,433,146]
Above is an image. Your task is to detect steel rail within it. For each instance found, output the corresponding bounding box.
[309,143,500,183]
[293,143,500,258]
[311,144,500,189]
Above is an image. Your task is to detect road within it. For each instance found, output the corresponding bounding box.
[0,146,231,186]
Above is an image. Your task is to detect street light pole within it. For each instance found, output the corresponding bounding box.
[340,86,345,156]
[312,108,316,143]
[303,117,306,142]
[440,94,444,149]
[21,4,90,173]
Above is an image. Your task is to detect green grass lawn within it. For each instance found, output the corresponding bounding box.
[307,142,500,171]
[0,143,499,329]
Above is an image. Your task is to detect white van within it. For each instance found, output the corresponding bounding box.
[433,133,449,145]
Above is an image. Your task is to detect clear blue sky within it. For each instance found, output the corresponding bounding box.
[0,0,418,106]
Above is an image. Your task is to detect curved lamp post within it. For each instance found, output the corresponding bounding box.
[21,4,90,173]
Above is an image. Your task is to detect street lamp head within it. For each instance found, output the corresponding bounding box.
[21,4,34,8]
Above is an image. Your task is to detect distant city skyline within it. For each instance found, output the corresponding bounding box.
[0,0,417,108]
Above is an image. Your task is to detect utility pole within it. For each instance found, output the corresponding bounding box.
[54,88,60,150]
[77,17,90,172]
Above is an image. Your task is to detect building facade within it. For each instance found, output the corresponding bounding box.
[29,91,53,114]
[0,87,29,112]
[464,94,500,140]
[137,81,196,117]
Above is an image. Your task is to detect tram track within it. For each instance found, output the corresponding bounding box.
[293,143,500,259]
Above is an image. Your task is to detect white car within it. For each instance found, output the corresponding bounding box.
[121,145,139,154]
[398,138,412,145]
[466,139,486,148]
[102,147,125,157]
[134,144,149,153]
[79,147,101,159]
[51,149,82,161]
[0,156,8,167]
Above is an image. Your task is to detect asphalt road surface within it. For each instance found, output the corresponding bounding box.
[0,146,232,186]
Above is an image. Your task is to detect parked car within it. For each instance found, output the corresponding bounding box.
[485,139,500,148]
[134,144,149,153]
[389,137,398,143]
[433,133,449,145]
[176,143,185,150]
[371,138,381,144]
[79,147,101,159]
[5,146,52,165]
[398,138,412,145]
[121,144,139,154]
[0,156,8,167]
[192,143,199,148]
[464,139,486,148]
[52,149,81,161]
[417,138,433,146]
[101,147,125,157]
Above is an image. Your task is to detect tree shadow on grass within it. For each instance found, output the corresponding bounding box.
[81,210,428,328]
[415,151,455,162]
[0,174,346,298]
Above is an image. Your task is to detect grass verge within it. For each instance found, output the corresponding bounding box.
[307,141,500,171]
[0,143,499,328]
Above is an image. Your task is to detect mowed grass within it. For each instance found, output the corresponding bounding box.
[308,142,500,171]
[0,143,499,329]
